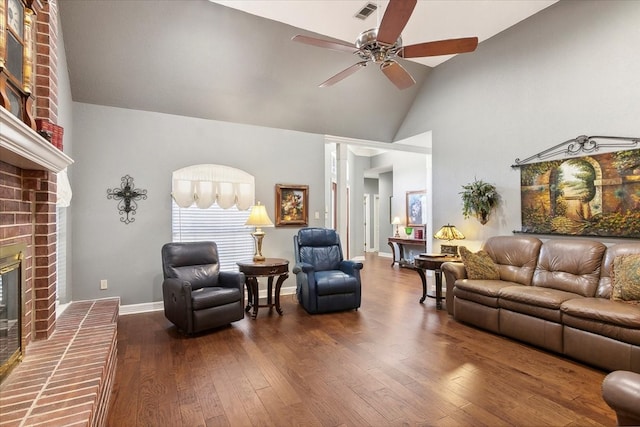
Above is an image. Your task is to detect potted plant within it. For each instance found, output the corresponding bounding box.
[460,178,500,225]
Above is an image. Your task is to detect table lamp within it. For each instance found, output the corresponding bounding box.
[392,216,402,237]
[245,202,274,261]
[434,224,465,255]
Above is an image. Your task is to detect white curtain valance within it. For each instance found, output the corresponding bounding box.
[171,164,255,210]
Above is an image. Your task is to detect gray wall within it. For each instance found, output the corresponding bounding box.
[70,103,325,305]
[377,171,393,253]
[364,177,379,250]
[395,0,640,250]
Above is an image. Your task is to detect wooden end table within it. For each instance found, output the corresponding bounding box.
[387,237,427,267]
[237,258,289,319]
[413,255,460,310]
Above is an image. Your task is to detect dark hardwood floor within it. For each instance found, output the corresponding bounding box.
[107,253,616,426]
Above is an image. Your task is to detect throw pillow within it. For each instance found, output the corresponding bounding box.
[459,246,500,280]
[611,254,640,305]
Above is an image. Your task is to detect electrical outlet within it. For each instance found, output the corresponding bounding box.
[100,279,108,290]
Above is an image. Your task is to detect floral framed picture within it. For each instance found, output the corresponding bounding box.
[406,190,427,226]
[275,184,309,226]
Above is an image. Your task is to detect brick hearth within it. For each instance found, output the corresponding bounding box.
[0,298,119,427]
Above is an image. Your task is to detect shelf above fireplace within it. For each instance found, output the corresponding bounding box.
[0,107,73,173]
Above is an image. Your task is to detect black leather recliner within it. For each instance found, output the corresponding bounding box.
[161,241,245,334]
[293,227,363,314]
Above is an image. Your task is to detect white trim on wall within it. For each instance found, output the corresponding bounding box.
[118,286,298,315]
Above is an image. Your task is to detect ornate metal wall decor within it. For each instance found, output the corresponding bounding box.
[512,135,639,167]
[513,135,640,238]
[106,175,148,224]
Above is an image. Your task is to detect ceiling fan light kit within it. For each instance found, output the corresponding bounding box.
[292,0,478,90]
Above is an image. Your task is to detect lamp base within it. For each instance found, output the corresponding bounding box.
[251,229,266,262]
[440,245,459,256]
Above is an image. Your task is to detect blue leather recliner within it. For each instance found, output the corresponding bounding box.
[293,227,363,314]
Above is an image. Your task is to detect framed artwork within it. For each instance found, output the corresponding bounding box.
[275,184,308,226]
[519,148,640,238]
[406,190,427,226]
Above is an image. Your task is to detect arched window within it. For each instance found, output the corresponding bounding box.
[170,164,255,271]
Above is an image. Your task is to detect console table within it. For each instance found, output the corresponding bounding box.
[387,237,427,267]
[412,255,460,309]
[237,258,289,319]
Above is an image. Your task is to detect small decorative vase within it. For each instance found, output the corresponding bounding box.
[404,227,413,237]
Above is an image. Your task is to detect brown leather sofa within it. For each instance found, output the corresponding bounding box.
[442,236,640,373]
[602,370,640,425]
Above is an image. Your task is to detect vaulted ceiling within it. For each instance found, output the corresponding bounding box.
[58,0,556,143]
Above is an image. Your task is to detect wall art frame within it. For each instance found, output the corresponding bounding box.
[406,190,427,227]
[514,135,640,238]
[275,184,308,227]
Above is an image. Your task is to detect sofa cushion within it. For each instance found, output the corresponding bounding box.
[612,254,640,304]
[532,239,606,297]
[598,242,640,298]
[562,298,640,328]
[315,270,358,296]
[482,235,542,285]
[459,247,500,280]
[453,279,518,309]
[562,298,640,345]
[499,286,580,309]
[191,287,241,310]
[499,286,580,322]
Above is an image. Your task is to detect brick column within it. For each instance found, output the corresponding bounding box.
[35,0,59,124]
[32,0,59,340]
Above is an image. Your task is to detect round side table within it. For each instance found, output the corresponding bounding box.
[237,258,289,319]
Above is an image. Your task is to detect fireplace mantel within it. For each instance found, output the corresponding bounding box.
[0,107,73,172]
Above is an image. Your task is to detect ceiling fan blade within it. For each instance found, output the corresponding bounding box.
[319,62,368,88]
[401,37,479,58]
[292,35,358,54]
[377,0,417,45]
[380,61,415,90]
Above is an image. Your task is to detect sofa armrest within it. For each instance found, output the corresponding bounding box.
[602,370,640,426]
[293,262,314,274]
[219,270,245,292]
[442,261,466,315]
[162,278,193,332]
[340,260,364,275]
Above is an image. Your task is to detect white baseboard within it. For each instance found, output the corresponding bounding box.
[119,286,298,315]
[378,252,392,258]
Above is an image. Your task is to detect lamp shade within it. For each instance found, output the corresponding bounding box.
[245,202,274,228]
[392,216,402,225]
[434,224,465,241]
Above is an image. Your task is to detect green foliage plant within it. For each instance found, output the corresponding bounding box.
[460,178,500,225]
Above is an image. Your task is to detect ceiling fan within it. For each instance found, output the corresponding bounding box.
[292,0,478,90]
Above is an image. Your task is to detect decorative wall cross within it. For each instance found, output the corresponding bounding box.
[106,175,148,224]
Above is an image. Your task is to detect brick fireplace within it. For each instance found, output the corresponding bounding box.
[1,3,119,424]
[0,0,71,370]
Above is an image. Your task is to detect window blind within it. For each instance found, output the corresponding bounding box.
[171,200,254,271]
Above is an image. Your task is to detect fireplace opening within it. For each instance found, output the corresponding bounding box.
[0,244,25,383]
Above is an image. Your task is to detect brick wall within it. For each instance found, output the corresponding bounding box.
[0,0,61,347]
[35,0,59,124]
[0,161,57,348]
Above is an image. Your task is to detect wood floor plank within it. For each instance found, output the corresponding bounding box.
[107,253,617,426]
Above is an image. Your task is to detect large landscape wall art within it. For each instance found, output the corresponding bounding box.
[520,149,640,238]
